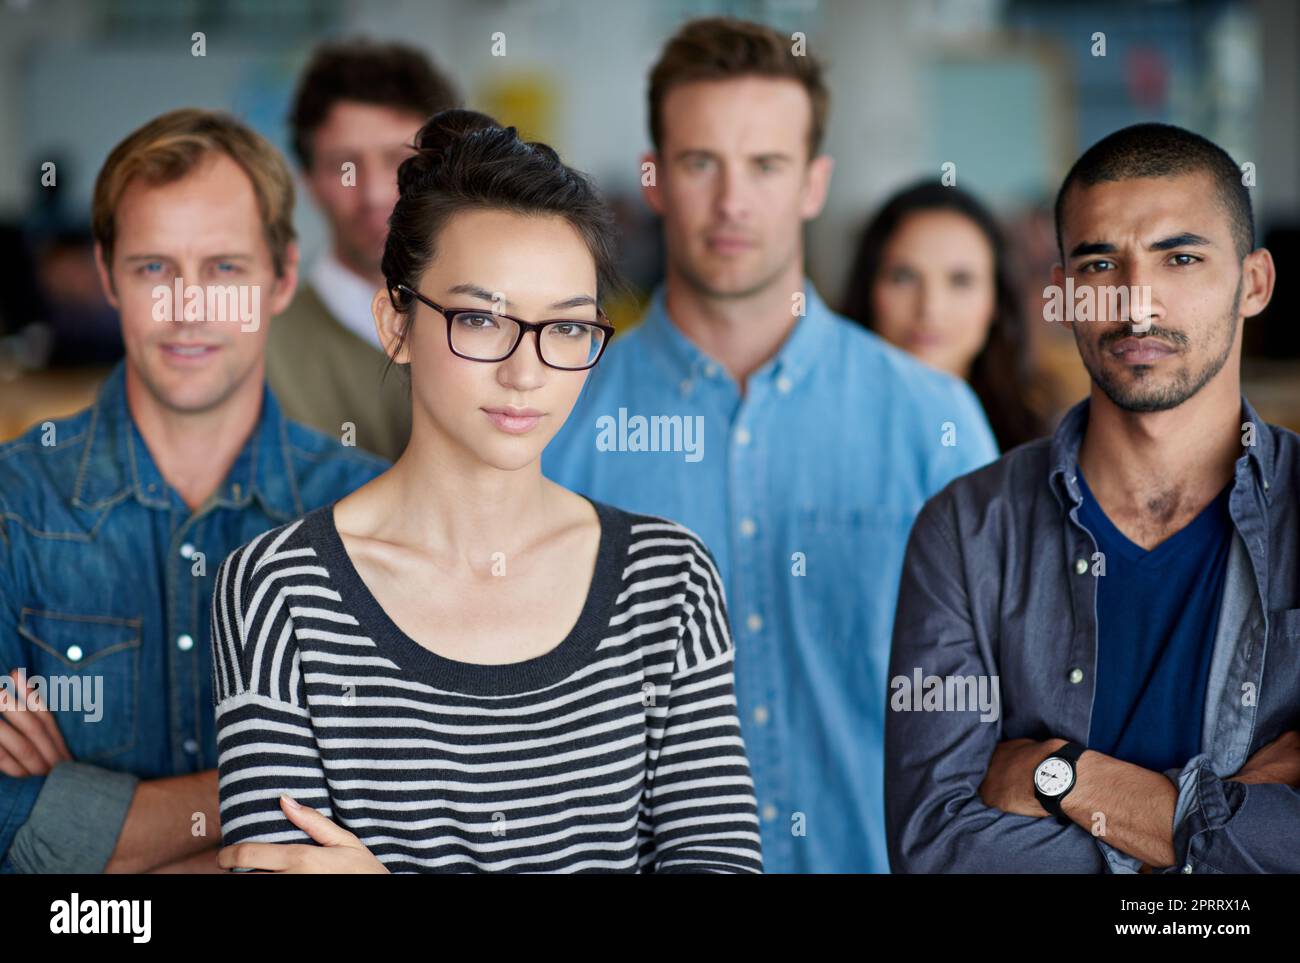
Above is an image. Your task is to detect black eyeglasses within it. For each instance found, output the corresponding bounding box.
[395,284,615,371]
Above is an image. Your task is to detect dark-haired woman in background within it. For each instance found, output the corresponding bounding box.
[841,181,1047,451]
[210,110,762,873]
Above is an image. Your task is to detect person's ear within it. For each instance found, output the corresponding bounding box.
[1239,247,1276,320]
[267,241,300,317]
[640,150,664,216]
[93,241,119,310]
[800,153,834,220]
[373,288,411,365]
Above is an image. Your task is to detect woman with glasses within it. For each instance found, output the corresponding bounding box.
[209,110,762,873]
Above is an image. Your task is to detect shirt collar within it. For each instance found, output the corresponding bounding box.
[310,249,383,349]
[1048,392,1275,508]
[72,360,304,520]
[638,278,836,392]
[1239,393,1275,500]
[1046,397,1090,507]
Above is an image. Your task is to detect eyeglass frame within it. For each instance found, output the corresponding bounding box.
[394,283,616,371]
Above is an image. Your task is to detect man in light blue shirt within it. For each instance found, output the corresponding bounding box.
[543,16,998,872]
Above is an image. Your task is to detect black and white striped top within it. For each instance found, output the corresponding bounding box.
[210,497,762,873]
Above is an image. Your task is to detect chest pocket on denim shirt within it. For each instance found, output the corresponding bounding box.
[1257,608,1300,738]
[17,609,141,761]
[789,505,916,669]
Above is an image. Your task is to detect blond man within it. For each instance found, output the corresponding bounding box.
[0,109,384,873]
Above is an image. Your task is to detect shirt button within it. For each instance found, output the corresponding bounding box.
[1074,558,1089,575]
[753,705,769,726]
[177,634,195,652]
[735,427,751,446]
[747,613,763,633]
[183,738,199,754]
[180,543,196,560]
[1068,667,1084,684]
[66,645,84,663]
[761,803,777,823]
[1182,863,1193,874]
[739,517,757,537]
[704,362,718,378]
[679,379,693,396]
[776,375,792,394]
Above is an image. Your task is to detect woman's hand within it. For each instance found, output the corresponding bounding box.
[217,795,390,874]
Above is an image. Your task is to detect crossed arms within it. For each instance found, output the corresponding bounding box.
[0,669,224,874]
[884,499,1300,874]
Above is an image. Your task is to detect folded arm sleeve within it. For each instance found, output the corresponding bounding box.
[211,539,333,847]
[0,771,45,871]
[1167,755,1300,873]
[4,761,139,873]
[647,534,763,874]
[884,494,1107,873]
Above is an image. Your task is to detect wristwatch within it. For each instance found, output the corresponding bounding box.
[1032,741,1086,826]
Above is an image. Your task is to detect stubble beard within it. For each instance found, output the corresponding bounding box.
[1082,274,1242,414]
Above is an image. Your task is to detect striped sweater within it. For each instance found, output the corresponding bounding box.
[210,497,763,873]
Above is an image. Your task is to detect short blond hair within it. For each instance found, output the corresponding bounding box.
[92,108,295,276]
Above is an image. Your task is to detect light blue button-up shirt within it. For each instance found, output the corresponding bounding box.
[543,281,999,872]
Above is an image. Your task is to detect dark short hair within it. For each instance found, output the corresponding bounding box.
[289,38,459,170]
[381,109,622,368]
[648,17,829,158]
[1054,122,1254,262]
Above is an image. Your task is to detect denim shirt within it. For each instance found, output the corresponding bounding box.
[543,282,999,871]
[885,395,1300,873]
[0,362,386,872]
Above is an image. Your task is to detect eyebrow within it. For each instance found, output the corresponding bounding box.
[446,282,597,311]
[1068,233,1214,258]
[1149,232,1213,251]
[671,148,793,164]
[122,253,254,263]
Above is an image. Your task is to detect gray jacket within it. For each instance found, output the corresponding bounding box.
[885,395,1300,873]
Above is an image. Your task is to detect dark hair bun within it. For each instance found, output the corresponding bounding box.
[382,106,621,346]
[415,108,500,152]
[398,108,513,196]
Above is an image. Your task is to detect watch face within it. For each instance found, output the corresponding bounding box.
[1035,757,1074,797]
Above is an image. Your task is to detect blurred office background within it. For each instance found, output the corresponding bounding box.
[1,0,1297,439]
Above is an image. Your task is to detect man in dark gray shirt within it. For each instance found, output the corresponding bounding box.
[885,122,1300,874]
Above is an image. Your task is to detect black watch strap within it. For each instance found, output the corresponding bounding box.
[1034,740,1086,825]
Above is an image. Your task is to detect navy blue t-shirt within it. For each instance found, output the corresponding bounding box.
[1076,469,1234,773]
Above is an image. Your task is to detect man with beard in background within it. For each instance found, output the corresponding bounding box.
[886,122,1300,874]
